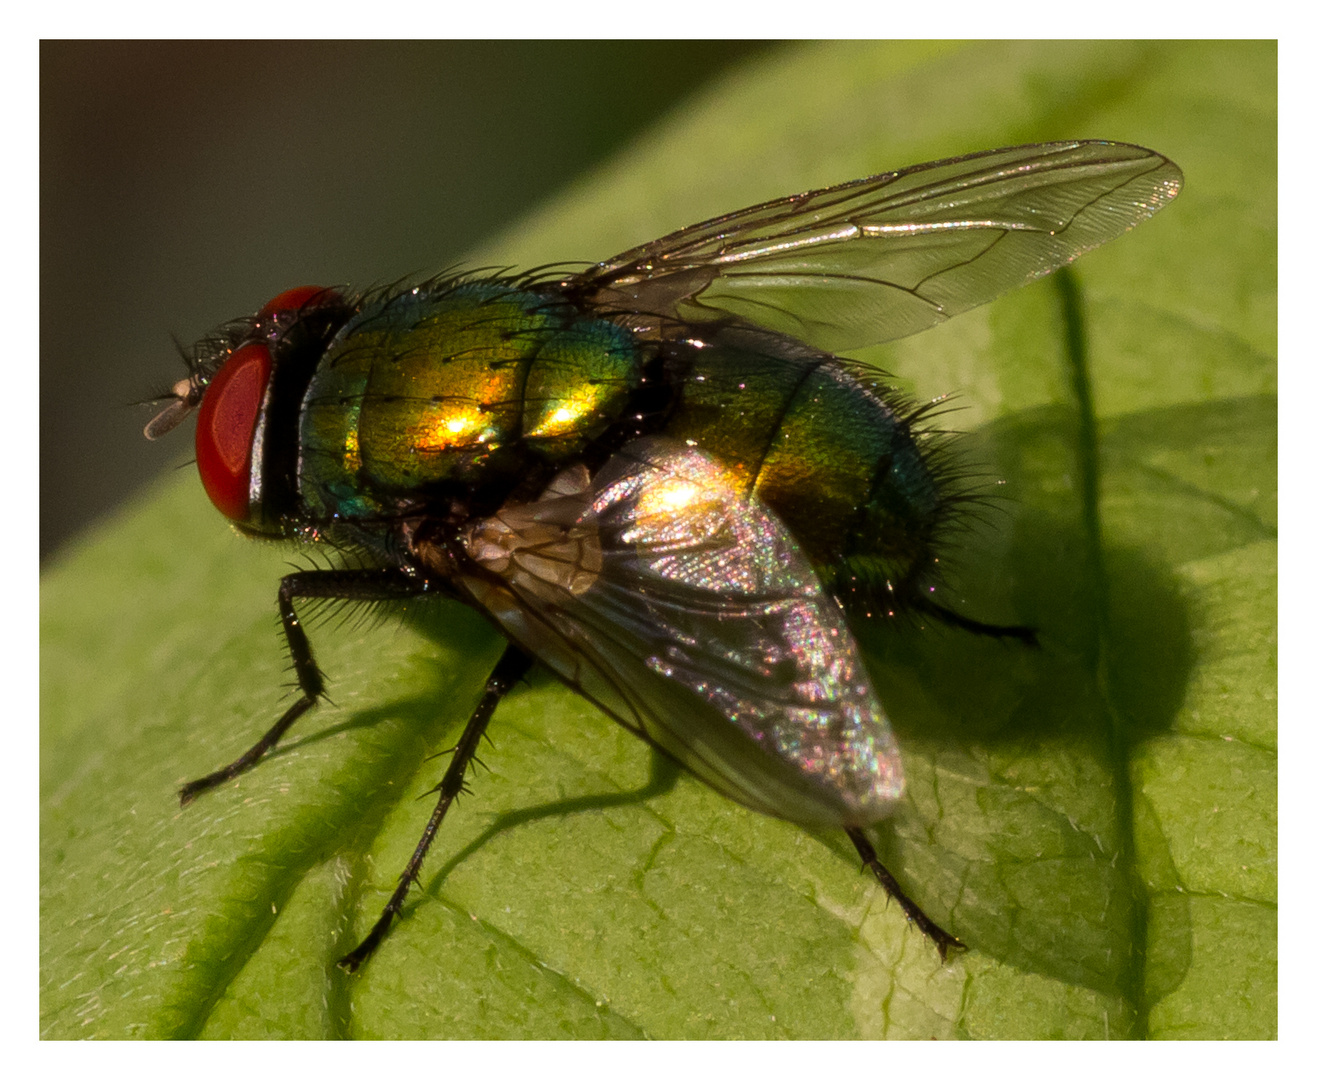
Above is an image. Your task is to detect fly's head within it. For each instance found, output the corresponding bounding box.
[144,286,353,539]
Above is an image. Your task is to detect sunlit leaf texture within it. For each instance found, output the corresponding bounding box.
[41,40,1275,1039]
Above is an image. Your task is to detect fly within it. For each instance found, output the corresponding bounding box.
[144,140,1182,970]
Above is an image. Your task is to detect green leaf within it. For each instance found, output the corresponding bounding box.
[41,40,1275,1039]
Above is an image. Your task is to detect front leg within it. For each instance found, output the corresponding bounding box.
[179,567,434,805]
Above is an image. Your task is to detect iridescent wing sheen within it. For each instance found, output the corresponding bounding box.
[571,141,1182,353]
[457,437,904,827]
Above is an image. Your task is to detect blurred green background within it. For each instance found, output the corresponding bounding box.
[40,40,768,561]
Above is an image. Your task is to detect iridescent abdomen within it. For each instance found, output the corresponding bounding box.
[297,283,641,520]
[664,327,943,597]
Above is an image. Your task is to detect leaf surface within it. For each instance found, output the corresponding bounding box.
[41,40,1276,1039]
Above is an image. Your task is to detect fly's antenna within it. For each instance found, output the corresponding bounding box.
[142,373,206,440]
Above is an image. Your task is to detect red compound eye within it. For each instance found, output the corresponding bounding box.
[259,285,330,318]
[195,342,272,521]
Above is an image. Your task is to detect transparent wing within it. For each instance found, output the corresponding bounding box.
[571,141,1182,352]
[457,437,904,827]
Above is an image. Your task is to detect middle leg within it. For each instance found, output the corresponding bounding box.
[339,643,534,971]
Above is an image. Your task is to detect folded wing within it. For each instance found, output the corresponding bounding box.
[458,437,904,826]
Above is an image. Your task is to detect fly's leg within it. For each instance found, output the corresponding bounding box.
[846,827,965,961]
[179,568,435,806]
[910,594,1039,646]
[339,644,534,972]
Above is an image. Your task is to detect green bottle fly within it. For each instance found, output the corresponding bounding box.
[146,141,1182,969]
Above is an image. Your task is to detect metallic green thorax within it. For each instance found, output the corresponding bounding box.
[299,283,641,520]
[296,280,944,597]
